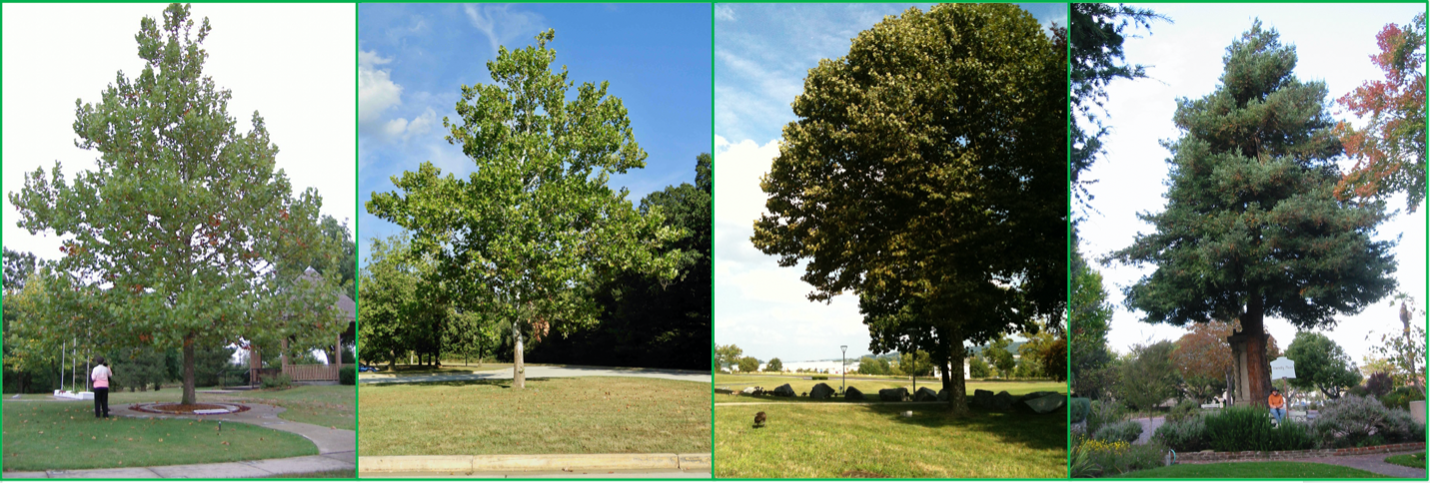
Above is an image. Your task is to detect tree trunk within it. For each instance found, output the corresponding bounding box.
[948,332,968,415]
[513,319,525,389]
[181,339,197,405]
[1229,293,1272,408]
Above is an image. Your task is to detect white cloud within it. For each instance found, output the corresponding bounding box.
[381,107,438,142]
[359,49,402,125]
[714,4,736,22]
[464,4,544,55]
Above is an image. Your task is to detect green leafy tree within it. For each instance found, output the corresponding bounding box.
[858,356,891,376]
[1115,341,1180,415]
[751,3,1066,415]
[1285,332,1362,398]
[968,355,993,379]
[8,4,341,405]
[986,337,1017,378]
[715,344,743,372]
[367,30,682,390]
[1071,250,1115,396]
[897,349,934,389]
[737,356,760,373]
[1335,14,1427,213]
[1108,23,1397,408]
[765,357,783,373]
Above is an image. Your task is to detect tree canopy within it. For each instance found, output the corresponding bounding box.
[8,4,342,405]
[1109,22,1397,407]
[1285,332,1362,398]
[751,3,1066,414]
[1335,13,1427,213]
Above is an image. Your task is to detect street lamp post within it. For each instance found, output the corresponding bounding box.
[841,345,848,394]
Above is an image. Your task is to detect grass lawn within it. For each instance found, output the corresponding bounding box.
[714,394,1066,478]
[714,374,1063,403]
[359,376,710,456]
[1114,462,1389,479]
[2,400,316,471]
[270,470,357,478]
[223,385,355,430]
[1386,452,1426,469]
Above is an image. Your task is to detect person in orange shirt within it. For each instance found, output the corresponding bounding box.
[1268,388,1287,425]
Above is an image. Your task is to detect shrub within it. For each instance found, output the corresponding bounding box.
[1087,399,1127,436]
[1079,438,1167,477]
[1094,420,1144,443]
[1153,412,1209,451]
[1202,405,1314,452]
[1379,386,1426,411]
[1070,397,1091,423]
[260,374,292,389]
[1166,399,1202,423]
[339,365,356,385]
[810,376,828,380]
[1366,371,1394,397]
[1315,394,1426,448]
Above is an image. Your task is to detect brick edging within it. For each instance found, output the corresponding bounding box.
[1178,442,1426,463]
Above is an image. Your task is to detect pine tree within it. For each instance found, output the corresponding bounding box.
[1110,22,1397,407]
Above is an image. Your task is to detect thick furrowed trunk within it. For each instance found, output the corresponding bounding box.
[1228,293,1271,407]
[181,340,197,405]
[513,319,525,389]
[948,333,968,415]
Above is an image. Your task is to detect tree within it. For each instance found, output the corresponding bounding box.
[1335,14,1427,213]
[1369,296,1426,398]
[765,358,783,373]
[968,356,993,379]
[8,4,341,405]
[367,30,681,390]
[752,3,1067,415]
[858,356,891,376]
[1285,332,1362,398]
[715,344,743,372]
[986,337,1017,378]
[1108,23,1397,409]
[897,349,933,389]
[358,233,426,369]
[1071,250,1116,395]
[1116,341,1180,414]
[1070,4,1168,210]
[737,356,760,373]
[1172,321,1234,401]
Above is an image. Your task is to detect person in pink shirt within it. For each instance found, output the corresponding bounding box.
[90,357,112,418]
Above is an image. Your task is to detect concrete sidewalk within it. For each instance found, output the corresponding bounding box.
[360,364,711,385]
[5,402,355,479]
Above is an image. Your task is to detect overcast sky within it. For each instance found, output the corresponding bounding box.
[357,3,712,266]
[1078,3,1426,364]
[2,3,357,265]
[714,3,1068,363]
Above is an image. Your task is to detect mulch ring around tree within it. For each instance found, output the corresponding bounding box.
[129,402,252,415]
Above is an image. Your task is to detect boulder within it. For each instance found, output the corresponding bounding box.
[809,383,836,400]
[1014,392,1067,414]
[844,386,865,401]
[771,384,796,397]
[742,387,759,395]
[972,389,995,408]
[914,387,939,402]
[937,388,950,402]
[991,391,1014,411]
[879,388,910,402]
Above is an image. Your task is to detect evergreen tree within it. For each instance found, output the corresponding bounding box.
[1110,23,1397,407]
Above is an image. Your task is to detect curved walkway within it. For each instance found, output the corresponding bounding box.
[360,365,710,385]
[4,402,354,479]
[1291,452,1426,479]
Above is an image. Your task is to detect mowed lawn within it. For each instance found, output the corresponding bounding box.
[359,376,710,456]
[1115,462,1388,479]
[1386,452,1426,469]
[223,385,355,430]
[715,374,1063,403]
[3,400,316,471]
[715,399,1066,478]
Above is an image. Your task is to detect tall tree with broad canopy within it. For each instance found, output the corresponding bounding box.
[1335,14,1427,213]
[8,4,342,405]
[1109,23,1397,408]
[751,3,1067,415]
[367,30,683,389]
[1285,331,1362,398]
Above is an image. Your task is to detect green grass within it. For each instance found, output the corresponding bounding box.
[268,470,357,478]
[1386,452,1426,469]
[223,385,355,430]
[2,400,316,471]
[1114,462,1389,479]
[715,394,1067,478]
[359,376,710,456]
[714,374,1064,403]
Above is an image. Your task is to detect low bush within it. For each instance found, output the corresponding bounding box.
[1079,438,1167,477]
[1378,386,1425,411]
[1087,399,1127,436]
[810,376,828,380]
[1166,399,1202,423]
[339,365,356,385]
[1070,397,1091,423]
[1153,412,1209,451]
[1315,394,1426,448]
[1094,420,1144,444]
[261,374,292,389]
[1203,405,1314,452]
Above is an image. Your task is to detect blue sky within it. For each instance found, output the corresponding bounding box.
[713,3,1067,363]
[358,3,711,264]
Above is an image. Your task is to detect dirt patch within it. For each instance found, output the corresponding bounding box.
[129,402,251,415]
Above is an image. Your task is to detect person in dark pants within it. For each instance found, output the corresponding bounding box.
[91,356,112,418]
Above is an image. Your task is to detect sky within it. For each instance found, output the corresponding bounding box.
[357,4,713,265]
[2,4,356,265]
[1078,3,1426,364]
[714,3,1068,363]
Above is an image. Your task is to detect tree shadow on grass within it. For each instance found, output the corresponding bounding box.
[855,396,1068,452]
